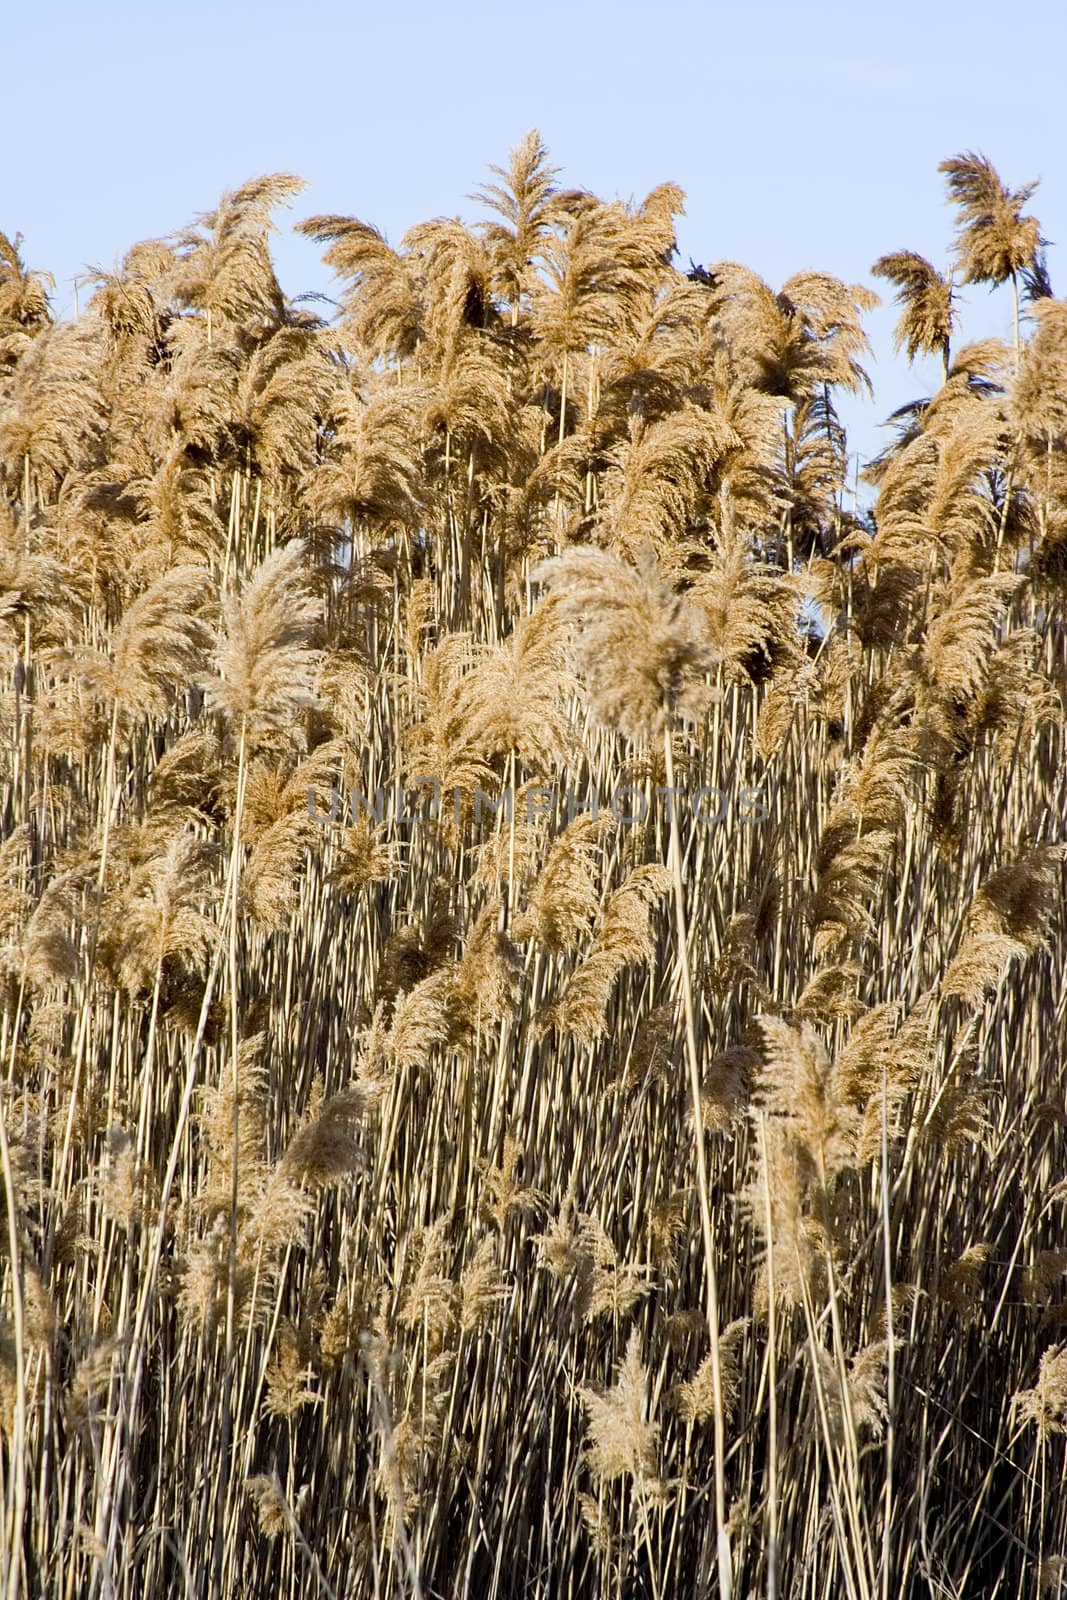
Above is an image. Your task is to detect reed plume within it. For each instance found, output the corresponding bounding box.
[872,252,955,371]
[533,541,714,741]
[204,538,322,749]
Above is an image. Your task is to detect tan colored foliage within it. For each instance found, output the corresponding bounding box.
[0,135,1063,1600]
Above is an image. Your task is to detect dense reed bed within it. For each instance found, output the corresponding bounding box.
[1,135,1065,1597]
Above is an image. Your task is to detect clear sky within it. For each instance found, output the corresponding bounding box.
[4,0,1065,472]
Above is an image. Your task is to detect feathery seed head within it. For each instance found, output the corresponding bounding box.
[204,539,322,750]
[533,541,716,742]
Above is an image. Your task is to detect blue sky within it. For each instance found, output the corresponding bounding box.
[4,0,1065,472]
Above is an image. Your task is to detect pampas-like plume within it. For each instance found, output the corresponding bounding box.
[534,1200,651,1322]
[148,728,225,823]
[922,573,1022,703]
[578,1328,660,1486]
[395,216,489,356]
[72,565,214,724]
[872,252,955,369]
[539,863,671,1045]
[942,844,1065,1003]
[748,1114,827,1312]
[448,904,521,1040]
[194,1033,271,1224]
[807,726,926,955]
[694,261,876,399]
[452,602,576,772]
[0,232,52,347]
[746,1015,870,1311]
[328,817,393,896]
[375,885,459,1010]
[512,813,603,955]
[685,520,807,685]
[833,996,934,1159]
[297,213,426,362]
[479,1136,546,1230]
[401,633,495,809]
[0,508,66,647]
[1012,298,1067,450]
[966,844,1065,949]
[0,827,31,982]
[794,962,864,1026]
[475,128,561,309]
[99,1126,154,1231]
[865,366,1007,547]
[459,1236,509,1333]
[204,539,322,750]
[598,406,738,557]
[808,825,896,957]
[940,152,1042,289]
[1011,1344,1067,1441]
[231,324,340,483]
[385,970,453,1070]
[306,383,423,529]
[19,869,81,989]
[240,741,341,840]
[263,1322,321,1421]
[531,197,670,388]
[616,1002,677,1094]
[280,1084,370,1191]
[671,1318,748,1426]
[945,940,1022,1010]
[392,1349,455,1507]
[700,1047,759,1133]
[107,828,217,996]
[806,1340,889,1448]
[246,1472,290,1540]
[533,542,714,742]
[0,322,106,497]
[756,1016,859,1186]
[579,1214,652,1322]
[64,1339,121,1437]
[399,1218,457,1344]
[173,173,306,331]
[242,809,315,929]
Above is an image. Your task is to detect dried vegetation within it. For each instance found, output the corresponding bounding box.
[1,138,1066,1597]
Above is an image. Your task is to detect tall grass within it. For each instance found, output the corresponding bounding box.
[1,137,1065,1597]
